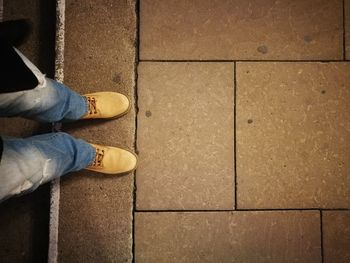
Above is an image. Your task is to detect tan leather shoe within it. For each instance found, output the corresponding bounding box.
[86,143,137,174]
[81,92,130,119]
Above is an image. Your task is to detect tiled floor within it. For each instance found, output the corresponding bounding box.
[237,62,350,209]
[135,0,350,262]
[137,62,234,210]
[140,0,343,60]
[136,211,321,262]
[323,211,350,263]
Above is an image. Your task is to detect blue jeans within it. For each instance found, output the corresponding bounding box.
[0,49,95,202]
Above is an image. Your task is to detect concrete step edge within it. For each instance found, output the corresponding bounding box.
[48,0,65,262]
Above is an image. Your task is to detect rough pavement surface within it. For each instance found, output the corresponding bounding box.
[57,1,136,262]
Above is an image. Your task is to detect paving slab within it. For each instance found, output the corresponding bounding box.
[346,0,350,59]
[140,0,343,60]
[137,62,234,210]
[323,211,350,263]
[0,0,55,262]
[57,0,136,262]
[135,211,321,262]
[236,62,350,209]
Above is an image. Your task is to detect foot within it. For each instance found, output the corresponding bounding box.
[81,92,130,119]
[86,143,137,174]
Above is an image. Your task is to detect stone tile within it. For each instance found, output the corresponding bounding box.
[135,211,321,262]
[323,211,350,263]
[140,0,343,60]
[237,62,350,209]
[346,0,350,59]
[137,62,234,210]
[57,0,136,262]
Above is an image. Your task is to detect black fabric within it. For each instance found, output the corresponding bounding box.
[0,20,38,162]
[0,37,38,93]
[0,19,32,47]
[0,20,38,93]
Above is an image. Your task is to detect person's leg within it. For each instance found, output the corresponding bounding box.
[0,132,95,202]
[0,77,88,122]
[0,132,138,202]
[0,49,137,203]
[0,48,87,122]
[0,48,130,122]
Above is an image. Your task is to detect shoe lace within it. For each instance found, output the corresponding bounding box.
[86,96,98,115]
[91,148,105,168]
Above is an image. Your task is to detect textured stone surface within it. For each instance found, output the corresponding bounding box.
[57,0,136,262]
[346,0,350,59]
[237,62,350,209]
[323,211,350,263]
[137,62,234,210]
[135,211,321,262]
[0,190,50,263]
[0,0,55,262]
[140,0,343,60]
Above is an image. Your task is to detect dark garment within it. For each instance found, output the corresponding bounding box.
[0,38,38,93]
[0,19,38,93]
[0,20,38,162]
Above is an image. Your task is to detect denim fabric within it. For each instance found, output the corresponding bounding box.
[0,48,88,122]
[0,133,95,202]
[0,77,88,122]
[0,49,95,203]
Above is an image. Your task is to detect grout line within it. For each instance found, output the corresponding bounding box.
[320,210,324,263]
[135,208,350,213]
[139,59,349,63]
[48,0,65,262]
[132,0,140,262]
[344,0,347,60]
[233,62,237,210]
[133,4,348,260]
[318,208,350,211]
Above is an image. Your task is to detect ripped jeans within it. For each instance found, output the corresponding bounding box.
[0,49,95,202]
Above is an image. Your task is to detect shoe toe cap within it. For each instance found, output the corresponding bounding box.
[106,92,130,117]
[108,147,137,174]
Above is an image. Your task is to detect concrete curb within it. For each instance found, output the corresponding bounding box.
[48,0,65,262]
